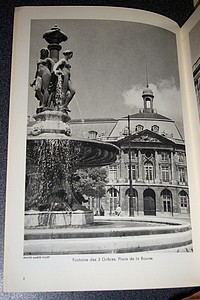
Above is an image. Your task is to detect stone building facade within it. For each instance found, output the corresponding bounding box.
[70,86,190,217]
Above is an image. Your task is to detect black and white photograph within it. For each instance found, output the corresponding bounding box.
[24,18,192,256]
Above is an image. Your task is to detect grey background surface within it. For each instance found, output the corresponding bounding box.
[1,0,199,299]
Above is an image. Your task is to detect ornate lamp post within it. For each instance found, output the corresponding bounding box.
[128,115,134,216]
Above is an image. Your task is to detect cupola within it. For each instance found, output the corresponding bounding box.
[142,84,154,113]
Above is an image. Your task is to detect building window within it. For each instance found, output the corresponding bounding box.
[161,166,170,182]
[151,125,159,133]
[108,188,118,215]
[144,162,154,181]
[161,189,172,212]
[109,165,118,182]
[179,191,188,214]
[178,167,186,184]
[88,130,98,139]
[179,191,188,208]
[127,165,137,180]
[132,165,136,180]
[135,124,144,132]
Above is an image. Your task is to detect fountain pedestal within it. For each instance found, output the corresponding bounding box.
[30,110,71,137]
[71,210,94,226]
[25,210,94,228]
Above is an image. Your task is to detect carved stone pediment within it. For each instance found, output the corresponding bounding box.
[118,129,176,147]
[132,133,161,143]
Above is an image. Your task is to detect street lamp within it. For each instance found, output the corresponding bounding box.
[128,115,134,216]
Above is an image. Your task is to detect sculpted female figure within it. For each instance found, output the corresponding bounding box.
[30,48,54,108]
[53,50,76,112]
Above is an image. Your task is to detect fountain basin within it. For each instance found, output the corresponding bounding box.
[24,217,192,255]
[25,210,94,228]
[27,136,119,168]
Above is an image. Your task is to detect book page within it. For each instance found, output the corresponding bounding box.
[4,6,200,292]
[179,6,200,259]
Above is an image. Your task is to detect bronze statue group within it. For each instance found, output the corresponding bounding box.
[30,48,75,113]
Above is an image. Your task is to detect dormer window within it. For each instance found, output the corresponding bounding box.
[88,130,98,139]
[136,124,144,132]
[151,125,159,133]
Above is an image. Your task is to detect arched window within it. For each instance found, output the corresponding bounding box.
[88,130,98,139]
[143,188,156,215]
[145,98,151,108]
[161,189,172,212]
[179,191,188,213]
[144,162,154,181]
[108,188,119,215]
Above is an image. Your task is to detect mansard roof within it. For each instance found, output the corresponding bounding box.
[70,117,117,139]
[122,112,171,121]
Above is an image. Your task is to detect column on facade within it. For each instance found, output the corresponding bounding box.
[137,149,143,182]
[137,188,144,215]
[155,150,160,183]
[173,188,179,215]
[120,186,129,215]
[119,150,127,182]
[155,188,162,214]
[184,154,188,185]
[170,151,176,184]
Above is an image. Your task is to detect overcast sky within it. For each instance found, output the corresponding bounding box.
[28,19,183,132]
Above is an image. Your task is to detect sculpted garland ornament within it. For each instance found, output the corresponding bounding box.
[133,134,161,143]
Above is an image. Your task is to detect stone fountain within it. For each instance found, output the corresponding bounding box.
[25,25,119,227]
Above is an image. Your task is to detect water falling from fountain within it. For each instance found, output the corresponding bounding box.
[74,95,87,138]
